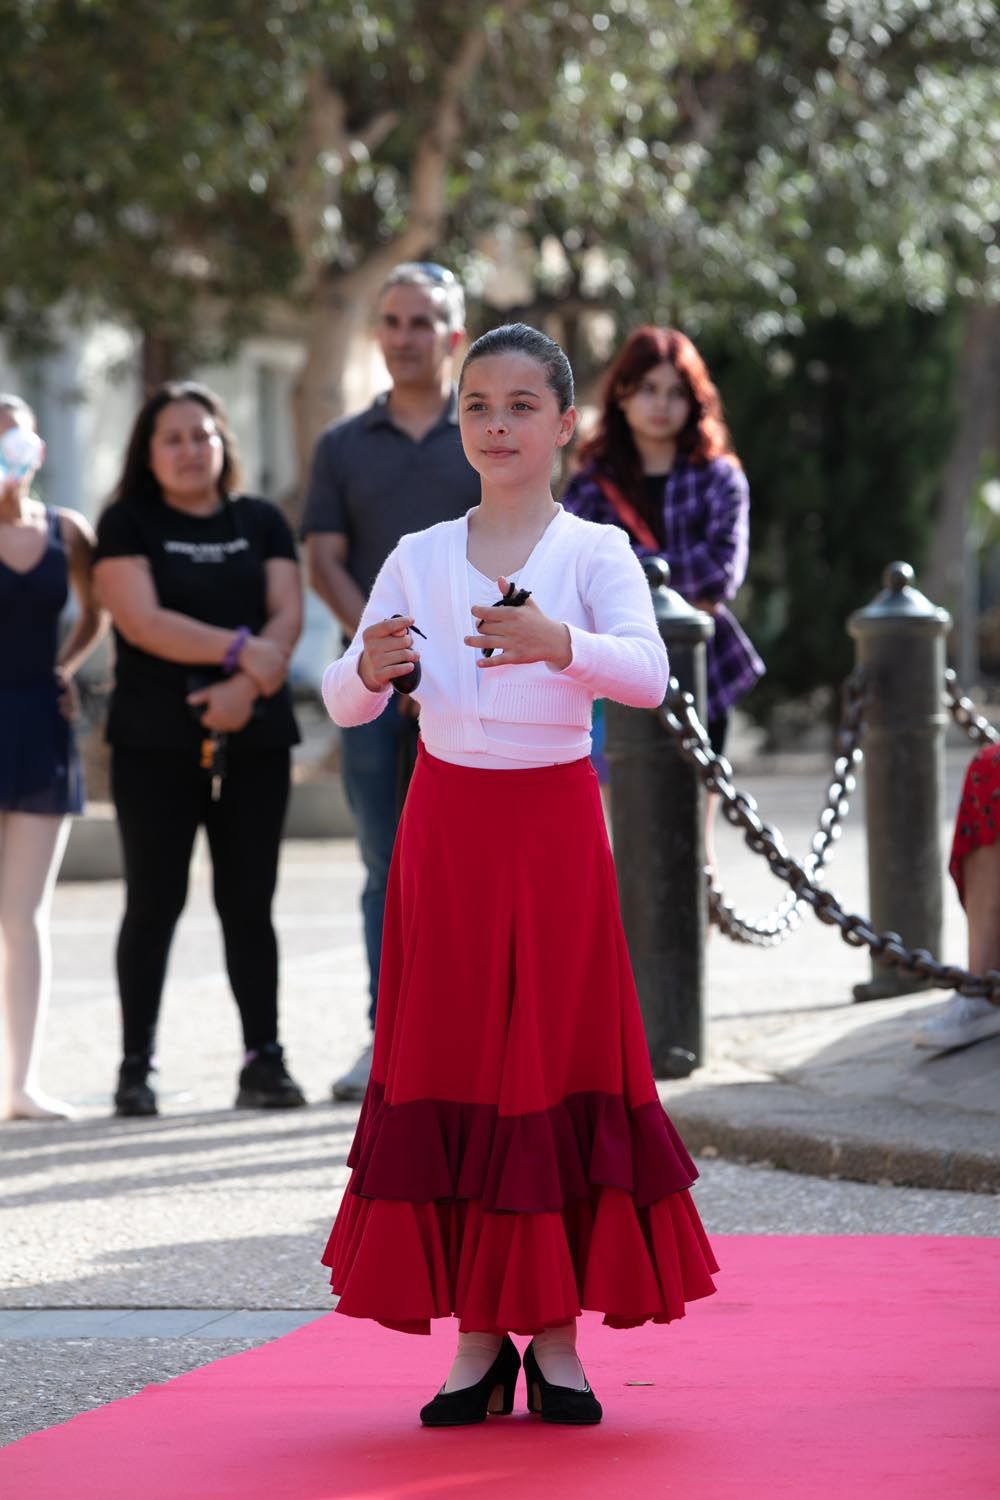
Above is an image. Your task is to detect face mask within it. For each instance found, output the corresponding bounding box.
[0,425,44,481]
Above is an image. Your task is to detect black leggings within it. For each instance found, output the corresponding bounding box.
[111,746,290,1060]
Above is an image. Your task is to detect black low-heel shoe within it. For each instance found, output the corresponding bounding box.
[420,1335,521,1427]
[523,1341,603,1425]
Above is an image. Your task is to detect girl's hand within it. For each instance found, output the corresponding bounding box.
[358,617,420,692]
[186,674,257,732]
[464,578,572,670]
[238,635,288,696]
[54,667,80,723]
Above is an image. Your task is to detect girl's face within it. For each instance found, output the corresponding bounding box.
[618,360,692,446]
[0,408,45,505]
[376,282,458,390]
[459,352,575,488]
[149,399,225,500]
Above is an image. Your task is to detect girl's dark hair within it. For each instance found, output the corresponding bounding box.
[460,323,575,412]
[111,381,242,507]
[578,326,738,496]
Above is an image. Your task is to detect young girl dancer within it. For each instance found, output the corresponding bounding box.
[320,324,717,1427]
[0,394,104,1119]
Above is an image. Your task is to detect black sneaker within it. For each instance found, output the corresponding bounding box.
[114,1056,158,1117]
[236,1043,307,1109]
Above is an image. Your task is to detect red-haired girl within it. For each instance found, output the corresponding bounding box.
[563,327,764,853]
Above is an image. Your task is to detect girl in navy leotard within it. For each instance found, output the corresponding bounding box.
[0,393,104,1120]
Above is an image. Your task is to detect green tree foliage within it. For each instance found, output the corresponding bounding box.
[702,302,963,717]
[4,1,997,354]
[471,0,1000,360]
[0,1,302,351]
[0,1,747,356]
[2,2,997,712]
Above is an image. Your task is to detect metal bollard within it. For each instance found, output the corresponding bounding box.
[848,561,951,1001]
[605,558,715,1076]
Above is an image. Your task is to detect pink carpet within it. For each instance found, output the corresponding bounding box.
[2,1237,998,1499]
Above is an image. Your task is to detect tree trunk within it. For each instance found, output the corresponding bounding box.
[924,303,1000,619]
[285,7,527,515]
[141,333,180,393]
[289,265,388,523]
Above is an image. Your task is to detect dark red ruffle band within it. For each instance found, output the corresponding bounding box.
[347,1082,698,1214]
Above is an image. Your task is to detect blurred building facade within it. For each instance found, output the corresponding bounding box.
[0,316,390,689]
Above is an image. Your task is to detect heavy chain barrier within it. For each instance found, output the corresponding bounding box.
[658,677,1000,998]
[687,668,867,947]
[944,669,1000,747]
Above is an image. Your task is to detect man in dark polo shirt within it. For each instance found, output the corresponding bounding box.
[302,262,480,1100]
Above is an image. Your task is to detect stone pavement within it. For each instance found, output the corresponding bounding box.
[2,746,998,1445]
[669,746,1000,1195]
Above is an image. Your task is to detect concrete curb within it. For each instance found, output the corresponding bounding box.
[662,1081,1000,1195]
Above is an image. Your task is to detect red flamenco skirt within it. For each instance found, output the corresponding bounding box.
[322,743,718,1335]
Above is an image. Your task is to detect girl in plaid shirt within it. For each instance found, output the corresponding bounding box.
[562,326,764,861]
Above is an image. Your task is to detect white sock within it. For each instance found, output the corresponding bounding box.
[532,1321,587,1390]
[442,1331,503,1393]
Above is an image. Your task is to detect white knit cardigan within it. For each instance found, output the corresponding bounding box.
[321,506,669,762]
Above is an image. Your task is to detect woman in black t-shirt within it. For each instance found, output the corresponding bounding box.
[94,381,306,1117]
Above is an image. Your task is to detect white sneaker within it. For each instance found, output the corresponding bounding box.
[913,993,1000,1052]
[331,1043,373,1101]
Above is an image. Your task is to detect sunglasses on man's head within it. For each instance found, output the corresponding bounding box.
[410,262,457,285]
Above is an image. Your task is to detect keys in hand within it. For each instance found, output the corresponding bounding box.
[200,731,228,801]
